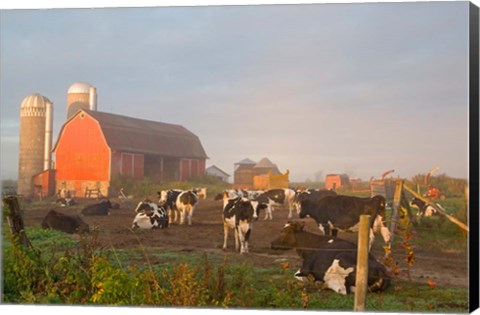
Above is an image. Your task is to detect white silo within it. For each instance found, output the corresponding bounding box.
[66,81,97,119]
[18,94,54,196]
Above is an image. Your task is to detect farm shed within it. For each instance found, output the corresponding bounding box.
[205,165,230,182]
[325,174,350,190]
[234,157,284,189]
[233,158,257,188]
[253,170,289,190]
[53,109,208,197]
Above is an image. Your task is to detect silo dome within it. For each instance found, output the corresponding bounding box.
[67,81,92,94]
[21,93,51,110]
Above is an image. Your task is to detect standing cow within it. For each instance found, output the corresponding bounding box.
[251,188,296,220]
[158,189,183,224]
[222,197,257,254]
[176,190,198,225]
[299,195,391,247]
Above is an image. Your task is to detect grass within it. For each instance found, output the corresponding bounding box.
[2,224,469,312]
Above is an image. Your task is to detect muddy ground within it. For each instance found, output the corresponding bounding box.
[22,197,468,289]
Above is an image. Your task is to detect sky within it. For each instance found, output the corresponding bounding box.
[0,0,474,183]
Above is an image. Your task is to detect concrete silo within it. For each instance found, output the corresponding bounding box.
[66,81,97,119]
[18,94,53,196]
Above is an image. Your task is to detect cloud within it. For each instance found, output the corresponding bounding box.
[0,2,470,181]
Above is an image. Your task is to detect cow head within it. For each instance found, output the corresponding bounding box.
[134,201,158,213]
[298,199,313,218]
[250,200,268,220]
[323,259,354,295]
[158,190,171,203]
[270,221,305,250]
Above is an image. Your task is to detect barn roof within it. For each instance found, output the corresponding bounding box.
[54,109,208,159]
[254,157,277,169]
[235,158,256,165]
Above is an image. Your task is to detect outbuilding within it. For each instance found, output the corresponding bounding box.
[53,109,208,197]
[325,174,350,190]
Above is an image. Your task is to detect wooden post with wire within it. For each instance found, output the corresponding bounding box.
[354,214,371,311]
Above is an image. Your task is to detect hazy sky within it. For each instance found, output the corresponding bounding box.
[0,1,473,182]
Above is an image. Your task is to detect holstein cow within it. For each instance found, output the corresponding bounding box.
[158,189,183,224]
[132,201,169,229]
[270,221,390,295]
[56,197,77,207]
[299,195,391,247]
[222,197,258,254]
[251,188,296,220]
[293,189,337,214]
[410,197,438,218]
[176,190,198,225]
[81,199,113,216]
[42,210,90,234]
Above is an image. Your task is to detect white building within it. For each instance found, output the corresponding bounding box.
[206,165,230,183]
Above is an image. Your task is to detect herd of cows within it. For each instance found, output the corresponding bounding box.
[37,186,419,295]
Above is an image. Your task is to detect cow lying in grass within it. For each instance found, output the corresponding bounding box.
[270,221,390,295]
[81,199,113,216]
[132,201,169,229]
[42,210,90,234]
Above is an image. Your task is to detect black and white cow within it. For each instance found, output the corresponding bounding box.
[132,201,169,229]
[222,197,257,254]
[176,190,198,225]
[410,197,438,218]
[293,189,337,214]
[158,189,183,224]
[42,210,90,234]
[299,195,391,247]
[251,188,296,220]
[56,197,77,207]
[297,250,390,295]
[81,199,113,216]
[271,221,390,295]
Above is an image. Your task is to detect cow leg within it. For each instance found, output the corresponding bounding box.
[179,209,186,225]
[187,206,193,225]
[264,205,272,220]
[222,223,229,251]
[168,209,173,224]
[318,224,326,234]
[332,228,338,238]
[238,222,251,254]
[369,228,375,250]
[234,227,240,252]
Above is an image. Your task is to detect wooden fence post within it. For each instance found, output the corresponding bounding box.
[389,179,404,243]
[2,196,32,248]
[354,214,371,312]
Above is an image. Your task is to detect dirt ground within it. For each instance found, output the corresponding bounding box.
[22,197,468,289]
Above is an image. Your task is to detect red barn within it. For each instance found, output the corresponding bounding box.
[53,109,208,197]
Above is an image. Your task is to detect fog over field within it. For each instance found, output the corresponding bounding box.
[0,1,471,182]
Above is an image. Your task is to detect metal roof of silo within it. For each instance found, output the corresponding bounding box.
[67,82,93,94]
[21,93,52,108]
